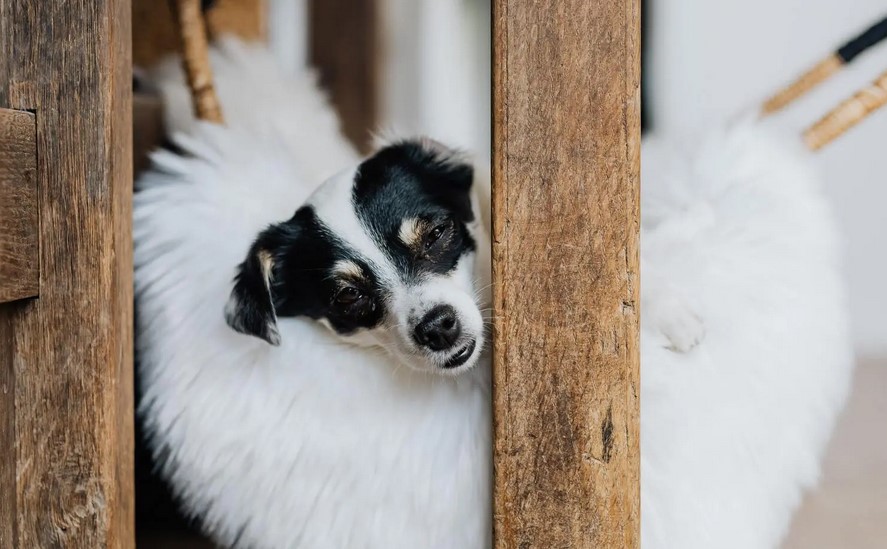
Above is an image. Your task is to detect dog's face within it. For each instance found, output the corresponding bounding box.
[225,139,488,375]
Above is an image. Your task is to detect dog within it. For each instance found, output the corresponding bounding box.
[224,138,491,376]
[137,40,493,548]
[136,38,852,549]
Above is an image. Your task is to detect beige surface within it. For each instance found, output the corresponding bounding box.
[784,358,887,548]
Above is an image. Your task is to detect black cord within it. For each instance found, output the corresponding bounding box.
[837,15,887,63]
[201,0,217,11]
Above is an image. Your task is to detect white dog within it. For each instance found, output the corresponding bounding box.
[135,39,852,549]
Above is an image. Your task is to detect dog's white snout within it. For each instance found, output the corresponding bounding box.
[388,270,485,373]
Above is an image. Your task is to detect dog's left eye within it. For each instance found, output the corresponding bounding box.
[424,221,451,250]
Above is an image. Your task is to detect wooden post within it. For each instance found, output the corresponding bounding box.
[492,1,641,547]
[0,0,134,546]
[309,0,379,153]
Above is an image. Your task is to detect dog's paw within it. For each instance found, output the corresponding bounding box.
[658,305,705,353]
[644,288,706,353]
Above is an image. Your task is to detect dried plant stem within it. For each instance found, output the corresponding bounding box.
[761,54,843,116]
[804,69,887,150]
[169,0,224,124]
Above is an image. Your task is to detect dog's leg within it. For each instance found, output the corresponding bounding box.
[642,269,706,353]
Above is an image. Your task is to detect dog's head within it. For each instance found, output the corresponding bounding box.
[225,138,490,375]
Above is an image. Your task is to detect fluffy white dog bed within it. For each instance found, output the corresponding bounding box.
[135,39,853,549]
[640,128,853,548]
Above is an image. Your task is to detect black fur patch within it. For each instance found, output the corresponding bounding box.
[226,240,281,345]
[226,207,386,341]
[353,140,476,281]
[271,208,385,334]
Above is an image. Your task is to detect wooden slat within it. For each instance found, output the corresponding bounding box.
[0,108,37,303]
[0,108,36,546]
[133,0,266,67]
[309,0,379,153]
[492,1,641,547]
[0,0,135,546]
[0,308,17,549]
[133,94,165,176]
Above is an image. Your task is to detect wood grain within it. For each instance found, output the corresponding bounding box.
[133,0,266,67]
[0,0,135,546]
[309,0,379,153]
[0,108,38,303]
[0,306,17,549]
[492,1,641,547]
[0,108,36,546]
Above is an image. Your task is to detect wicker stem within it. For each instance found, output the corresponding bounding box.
[169,0,224,124]
[804,69,887,150]
[761,54,843,116]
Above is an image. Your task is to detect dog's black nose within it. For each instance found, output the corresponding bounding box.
[413,305,461,351]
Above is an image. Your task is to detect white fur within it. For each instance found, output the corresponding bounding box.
[135,38,852,549]
[640,125,853,549]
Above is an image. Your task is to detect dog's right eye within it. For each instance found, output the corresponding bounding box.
[334,287,362,306]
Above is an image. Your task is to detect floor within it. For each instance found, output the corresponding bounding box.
[783,358,887,549]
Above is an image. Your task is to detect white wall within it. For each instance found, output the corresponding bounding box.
[267,0,308,75]
[648,0,887,357]
[268,0,491,157]
[379,0,491,157]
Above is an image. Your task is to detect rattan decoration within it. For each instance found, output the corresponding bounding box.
[762,54,843,116]
[169,0,225,124]
[804,69,887,150]
[762,15,887,117]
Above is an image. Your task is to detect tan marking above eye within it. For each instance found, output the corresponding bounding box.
[332,259,365,281]
[256,250,274,289]
[398,218,424,248]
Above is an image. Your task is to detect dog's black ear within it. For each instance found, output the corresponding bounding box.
[225,225,290,345]
[414,137,474,189]
[409,137,475,220]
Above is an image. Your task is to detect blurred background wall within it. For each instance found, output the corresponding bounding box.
[266,0,490,156]
[648,0,887,361]
[267,0,887,361]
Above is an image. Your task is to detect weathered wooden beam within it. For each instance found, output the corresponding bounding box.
[0,112,37,542]
[0,0,135,546]
[309,0,379,153]
[492,0,641,547]
[0,108,37,304]
[0,310,15,547]
[133,93,165,176]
